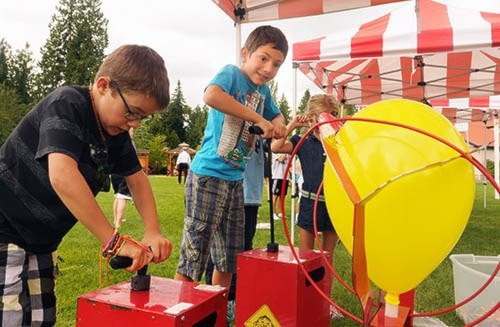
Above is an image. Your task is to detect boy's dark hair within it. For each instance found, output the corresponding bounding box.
[95,45,170,109]
[244,25,288,59]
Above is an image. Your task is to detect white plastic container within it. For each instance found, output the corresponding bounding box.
[449,254,500,326]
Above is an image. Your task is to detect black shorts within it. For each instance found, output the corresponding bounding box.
[297,197,335,232]
[272,179,289,196]
[111,174,130,196]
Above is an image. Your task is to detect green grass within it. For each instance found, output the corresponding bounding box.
[55,177,499,326]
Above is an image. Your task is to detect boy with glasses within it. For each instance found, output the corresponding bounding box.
[0,44,172,326]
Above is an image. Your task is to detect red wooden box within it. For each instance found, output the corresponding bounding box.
[76,277,227,326]
[235,246,331,326]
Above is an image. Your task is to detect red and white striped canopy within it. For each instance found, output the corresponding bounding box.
[211,0,408,23]
[430,95,500,124]
[293,0,500,105]
[431,96,500,110]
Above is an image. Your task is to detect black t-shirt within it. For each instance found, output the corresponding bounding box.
[0,86,141,253]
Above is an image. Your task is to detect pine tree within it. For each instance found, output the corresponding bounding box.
[185,104,208,149]
[0,39,11,84]
[7,43,35,104]
[0,85,26,145]
[149,80,187,148]
[277,93,290,123]
[148,134,167,173]
[35,0,108,99]
[297,89,311,115]
[268,79,278,103]
[166,81,188,144]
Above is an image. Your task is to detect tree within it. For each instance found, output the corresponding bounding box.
[268,79,278,103]
[164,130,180,151]
[0,39,11,84]
[35,0,108,99]
[7,43,35,104]
[148,135,167,173]
[0,85,26,145]
[297,89,311,115]
[149,80,187,148]
[277,93,290,123]
[342,103,357,117]
[165,80,188,145]
[185,104,208,149]
[131,124,153,151]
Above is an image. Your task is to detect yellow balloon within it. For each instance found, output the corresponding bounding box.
[322,99,475,298]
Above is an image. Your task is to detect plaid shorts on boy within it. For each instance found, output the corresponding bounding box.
[0,243,57,326]
[176,172,244,281]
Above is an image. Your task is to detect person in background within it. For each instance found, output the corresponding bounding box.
[0,44,173,326]
[175,146,191,184]
[271,152,290,220]
[271,94,339,259]
[271,94,342,319]
[293,157,303,223]
[111,128,135,229]
[242,139,266,251]
[111,174,133,229]
[174,25,288,325]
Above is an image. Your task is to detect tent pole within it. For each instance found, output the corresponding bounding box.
[483,119,487,208]
[495,114,499,199]
[235,22,241,65]
[291,62,298,245]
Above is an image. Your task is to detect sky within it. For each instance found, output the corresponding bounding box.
[0,0,496,108]
[0,0,400,108]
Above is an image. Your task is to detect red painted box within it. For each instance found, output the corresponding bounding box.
[76,277,227,326]
[235,246,331,326]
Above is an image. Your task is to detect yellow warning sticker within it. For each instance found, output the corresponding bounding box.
[244,304,280,327]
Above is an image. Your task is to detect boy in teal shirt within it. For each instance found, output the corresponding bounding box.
[175,26,288,291]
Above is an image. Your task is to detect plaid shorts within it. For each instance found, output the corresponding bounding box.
[176,172,244,281]
[0,243,57,326]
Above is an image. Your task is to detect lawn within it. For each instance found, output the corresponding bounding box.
[55,176,499,326]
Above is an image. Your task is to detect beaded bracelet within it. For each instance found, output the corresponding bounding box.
[102,230,121,258]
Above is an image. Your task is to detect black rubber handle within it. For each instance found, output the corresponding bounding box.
[109,255,132,269]
[249,125,263,135]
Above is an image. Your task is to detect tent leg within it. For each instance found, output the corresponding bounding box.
[235,22,241,65]
[290,63,298,245]
[483,121,487,208]
[495,115,499,199]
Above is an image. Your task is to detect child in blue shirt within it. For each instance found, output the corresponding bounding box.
[174,25,288,290]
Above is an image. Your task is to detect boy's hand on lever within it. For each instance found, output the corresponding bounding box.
[272,123,287,139]
[111,239,153,272]
[143,233,173,264]
[255,119,274,139]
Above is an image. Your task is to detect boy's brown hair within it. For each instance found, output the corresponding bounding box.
[95,44,170,109]
[244,25,289,59]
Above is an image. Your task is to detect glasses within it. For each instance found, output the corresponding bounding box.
[90,143,110,192]
[109,80,149,121]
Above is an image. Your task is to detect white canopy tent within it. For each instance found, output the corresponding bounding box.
[431,95,500,203]
[292,0,499,207]
[292,0,500,105]
[212,0,410,64]
[211,0,408,23]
